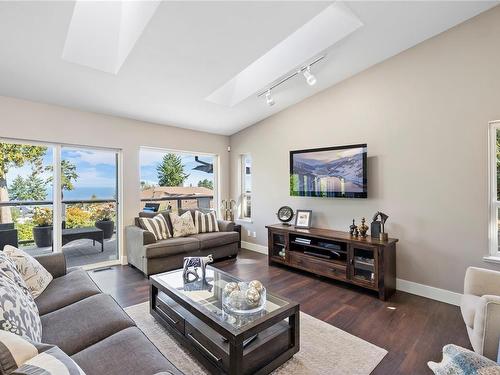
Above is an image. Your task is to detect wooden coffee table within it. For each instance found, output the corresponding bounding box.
[150,266,300,375]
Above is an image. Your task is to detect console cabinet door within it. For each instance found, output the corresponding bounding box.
[349,244,378,289]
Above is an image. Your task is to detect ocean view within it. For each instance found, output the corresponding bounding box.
[49,187,117,201]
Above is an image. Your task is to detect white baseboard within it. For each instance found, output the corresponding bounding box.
[121,256,128,265]
[396,278,461,306]
[241,242,461,306]
[241,241,268,255]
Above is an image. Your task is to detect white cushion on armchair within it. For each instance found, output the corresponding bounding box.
[461,267,500,360]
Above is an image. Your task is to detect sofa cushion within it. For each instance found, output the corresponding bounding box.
[0,253,42,342]
[428,344,500,374]
[138,214,171,240]
[461,294,482,328]
[194,210,219,234]
[192,231,239,250]
[72,327,180,375]
[144,237,200,259]
[138,210,173,236]
[35,269,101,316]
[41,294,135,355]
[169,211,197,238]
[3,245,53,299]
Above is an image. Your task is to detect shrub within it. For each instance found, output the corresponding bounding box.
[16,221,35,242]
[66,206,93,228]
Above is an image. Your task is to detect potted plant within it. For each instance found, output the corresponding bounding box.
[32,207,53,248]
[93,204,115,239]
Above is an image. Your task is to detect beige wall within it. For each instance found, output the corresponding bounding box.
[229,6,500,293]
[0,96,230,259]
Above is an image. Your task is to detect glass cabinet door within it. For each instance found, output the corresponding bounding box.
[350,245,378,287]
[270,232,286,261]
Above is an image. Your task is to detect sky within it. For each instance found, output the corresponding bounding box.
[4,144,215,202]
[140,149,214,188]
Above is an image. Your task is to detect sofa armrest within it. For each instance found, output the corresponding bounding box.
[464,267,500,297]
[217,220,234,232]
[472,295,500,360]
[34,253,67,278]
[126,225,155,246]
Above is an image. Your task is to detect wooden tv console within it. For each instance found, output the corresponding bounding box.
[266,224,398,300]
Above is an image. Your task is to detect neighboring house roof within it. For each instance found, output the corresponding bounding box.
[141,186,213,199]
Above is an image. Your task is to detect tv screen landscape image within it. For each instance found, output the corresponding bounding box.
[290,144,367,198]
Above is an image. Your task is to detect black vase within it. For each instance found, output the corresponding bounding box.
[33,226,53,248]
[95,220,114,239]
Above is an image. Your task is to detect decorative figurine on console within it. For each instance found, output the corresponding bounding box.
[359,217,369,238]
[182,254,213,282]
[371,211,389,241]
[349,219,357,237]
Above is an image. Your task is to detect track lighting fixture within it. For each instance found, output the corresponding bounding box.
[303,66,317,86]
[256,55,324,106]
[265,90,275,106]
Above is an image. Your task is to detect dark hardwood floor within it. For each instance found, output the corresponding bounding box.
[89,249,470,375]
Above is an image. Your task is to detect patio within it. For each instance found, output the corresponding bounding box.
[24,235,118,268]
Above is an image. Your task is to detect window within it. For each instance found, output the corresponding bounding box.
[489,121,500,258]
[240,154,252,219]
[139,148,217,213]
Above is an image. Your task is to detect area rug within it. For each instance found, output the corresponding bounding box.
[125,302,387,375]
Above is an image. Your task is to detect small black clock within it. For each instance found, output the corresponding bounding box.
[276,206,294,225]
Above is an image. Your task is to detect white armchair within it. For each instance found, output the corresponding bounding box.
[461,267,500,360]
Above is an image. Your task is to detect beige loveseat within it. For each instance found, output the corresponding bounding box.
[461,267,500,360]
[125,209,239,276]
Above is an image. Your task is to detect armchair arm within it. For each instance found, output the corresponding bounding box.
[472,295,500,360]
[217,220,234,232]
[126,225,155,246]
[464,267,500,296]
[34,253,67,279]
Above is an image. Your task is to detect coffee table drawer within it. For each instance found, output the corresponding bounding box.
[155,295,185,335]
[185,321,228,369]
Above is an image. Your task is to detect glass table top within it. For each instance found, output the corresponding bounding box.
[153,266,290,331]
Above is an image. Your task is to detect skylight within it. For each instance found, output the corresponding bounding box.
[62,1,160,74]
[205,2,363,107]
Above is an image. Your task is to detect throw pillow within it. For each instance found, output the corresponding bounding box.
[3,245,53,299]
[138,214,171,241]
[194,210,219,233]
[0,253,42,343]
[428,344,500,375]
[169,211,197,238]
[0,330,85,375]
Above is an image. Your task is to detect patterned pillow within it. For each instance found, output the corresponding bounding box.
[0,253,42,343]
[138,214,171,241]
[3,246,53,299]
[0,330,85,375]
[169,211,197,238]
[194,210,219,233]
[428,344,500,375]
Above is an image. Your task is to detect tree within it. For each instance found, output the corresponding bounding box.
[197,179,213,190]
[9,173,47,201]
[0,143,47,223]
[157,153,189,187]
[46,159,78,198]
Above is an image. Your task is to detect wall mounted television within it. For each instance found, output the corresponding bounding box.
[290,144,367,198]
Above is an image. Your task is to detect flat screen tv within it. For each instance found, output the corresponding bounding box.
[290,144,367,198]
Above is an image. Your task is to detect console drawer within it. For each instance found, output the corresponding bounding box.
[155,294,185,335]
[289,251,347,281]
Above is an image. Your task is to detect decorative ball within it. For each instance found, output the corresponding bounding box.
[246,287,261,306]
[249,280,264,294]
[223,282,240,297]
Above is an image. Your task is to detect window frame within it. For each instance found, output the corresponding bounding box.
[488,121,500,258]
[240,154,252,220]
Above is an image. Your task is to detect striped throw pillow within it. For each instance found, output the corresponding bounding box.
[194,210,219,233]
[138,214,171,241]
[0,330,86,374]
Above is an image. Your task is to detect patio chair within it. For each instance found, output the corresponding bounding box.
[0,223,18,250]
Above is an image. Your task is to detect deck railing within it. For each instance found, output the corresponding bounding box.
[140,195,213,211]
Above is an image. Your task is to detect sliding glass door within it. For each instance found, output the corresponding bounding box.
[0,139,120,268]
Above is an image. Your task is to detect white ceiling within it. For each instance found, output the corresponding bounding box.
[0,1,497,136]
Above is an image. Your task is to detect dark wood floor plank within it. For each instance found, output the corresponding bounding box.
[89,249,470,375]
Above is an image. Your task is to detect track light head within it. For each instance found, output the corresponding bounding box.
[303,66,317,86]
[265,90,275,106]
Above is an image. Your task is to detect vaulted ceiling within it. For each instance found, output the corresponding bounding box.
[0,1,497,135]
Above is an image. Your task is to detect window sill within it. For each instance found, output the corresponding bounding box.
[483,255,500,265]
[236,218,253,224]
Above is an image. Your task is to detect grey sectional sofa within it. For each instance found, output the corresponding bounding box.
[126,209,239,276]
[34,252,182,375]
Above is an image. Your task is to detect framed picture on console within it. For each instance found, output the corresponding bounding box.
[295,210,312,228]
